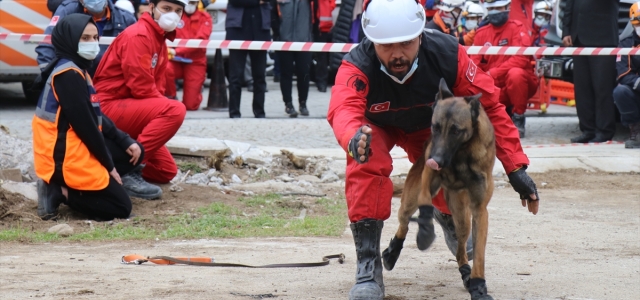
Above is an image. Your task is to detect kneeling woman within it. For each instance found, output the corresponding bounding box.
[32,14,153,220]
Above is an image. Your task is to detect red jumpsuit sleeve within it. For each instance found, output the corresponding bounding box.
[120,35,166,99]
[327,61,369,152]
[176,12,213,57]
[452,45,529,173]
[487,25,532,79]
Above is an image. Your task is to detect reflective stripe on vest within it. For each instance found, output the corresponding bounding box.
[35,60,101,126]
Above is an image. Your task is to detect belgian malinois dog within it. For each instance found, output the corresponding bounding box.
[382,79,496,300]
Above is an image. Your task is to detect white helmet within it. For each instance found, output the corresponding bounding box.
[483,0,511,9]
[437,0,465,12]
[465,2,486,18]
[534,1,553,15]
[115,0,135,14]
[362,0,426,44]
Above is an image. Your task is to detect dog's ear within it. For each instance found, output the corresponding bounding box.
[464,93,482,123]
[435,78,454,102]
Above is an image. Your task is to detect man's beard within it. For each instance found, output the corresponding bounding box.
[385,57,412,79]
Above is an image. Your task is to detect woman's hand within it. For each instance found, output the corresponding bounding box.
[110,168,122,185]
[126,143,142,165]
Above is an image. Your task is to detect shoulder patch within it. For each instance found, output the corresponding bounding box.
[177,20,184,29]
[346,74,369,97]
[617,55,622,62]
[49,16,60,27]
[466,60,478,83]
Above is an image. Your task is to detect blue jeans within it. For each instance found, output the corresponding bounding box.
[613,85,640,126]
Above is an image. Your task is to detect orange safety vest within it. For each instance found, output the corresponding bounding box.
[32,59,110,191]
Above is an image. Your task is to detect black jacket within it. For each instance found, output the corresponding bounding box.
[225,0,272,41]
[342,30,458,133]
[562,0,620,47]
[616,34,640,90]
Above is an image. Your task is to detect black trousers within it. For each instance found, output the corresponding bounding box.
[228,49,267,118]
[53,139,144,220]
[314,32,332,88]
[278,51,313,104]
[612,85,640,126]
[572,49,617,138]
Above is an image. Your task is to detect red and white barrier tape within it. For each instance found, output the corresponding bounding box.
[2,33,639,55]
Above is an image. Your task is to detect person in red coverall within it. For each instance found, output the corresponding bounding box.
[167,0,212,110]
[93,0,188,185]
[482,0,533,34]
[329,1,540,299]
[531,0,552,46]
[472,0,537,138]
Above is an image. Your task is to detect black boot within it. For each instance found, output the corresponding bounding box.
[416,205,437,251]
[285,102,298,118]
[511,113,525,138]
[36,179,64,220]
[121,165,163,200]
[434,208,474,261]
[626,122,640,148]
[468,278,494,300]
[349,219,384,300]
[299,100,309,116]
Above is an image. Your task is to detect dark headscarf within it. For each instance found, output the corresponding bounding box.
[32,14,98,92]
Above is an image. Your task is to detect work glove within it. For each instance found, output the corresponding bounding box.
[348,125,371,164]
[508,166,540,214]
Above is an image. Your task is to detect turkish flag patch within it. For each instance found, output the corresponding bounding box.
[466,60,478,83]
[49,16,59,27]
[369,101,390,113]
[616,55,622,62]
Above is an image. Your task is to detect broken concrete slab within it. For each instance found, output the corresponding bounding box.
[1,181,37,202]
[166,136,228,157]
[0,169,22,182]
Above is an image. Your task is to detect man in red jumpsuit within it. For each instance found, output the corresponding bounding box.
[482,0,533,35]
[168,0,212,110]
[328,0,539,299]
[472,0,537,138]
[94,0,188,185]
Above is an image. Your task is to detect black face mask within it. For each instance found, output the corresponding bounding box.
[487,10,510,27]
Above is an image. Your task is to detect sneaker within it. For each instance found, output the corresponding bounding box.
[37,179,63,220]
[511,113,525,138]
[433,208,474,260]
[299,101,309,116]
[285,103,298,118]
[121,165,163,200]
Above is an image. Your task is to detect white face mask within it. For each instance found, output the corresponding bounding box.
[380,57,419,85]
[185,4,196,14]
[440,11,455,27]
[155,7,181,32]
[465,20,478,31]
[77,41,100,60]
[534,15,549,27]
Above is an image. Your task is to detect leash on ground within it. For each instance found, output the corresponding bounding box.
[121,253,345,268]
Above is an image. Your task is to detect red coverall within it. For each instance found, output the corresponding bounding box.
[472,19,538,115]
[508,0,533,35]
[93,13,187,184]
[328,45,529,222]
[169,10,212,110]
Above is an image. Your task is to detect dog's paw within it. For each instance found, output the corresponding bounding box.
[382,237,404,271]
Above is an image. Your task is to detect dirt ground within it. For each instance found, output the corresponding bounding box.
[0,170,639,300]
